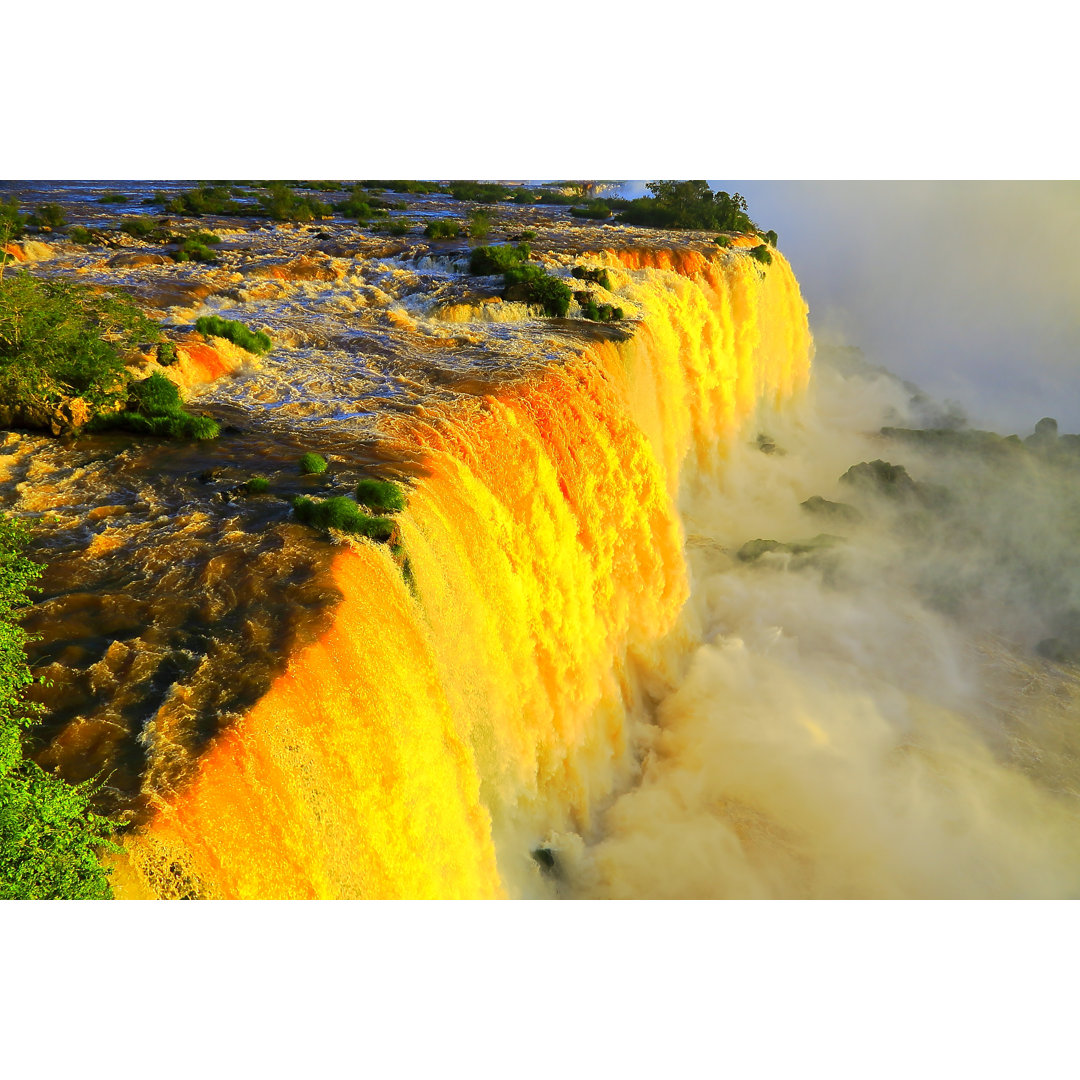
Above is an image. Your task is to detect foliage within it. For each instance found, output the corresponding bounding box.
[513,229,538,242]
[356,478,406,513]
[375,218,413,236]
[0,272,157,415]
[68,226,94,245]
[569,200,612,220]
[157,342,177,366]
[571,265,613,289]
[298,451,328,475]
[469,243,531,275]
[194,315,272,355]
[447,181,507,204]
[29,203,67,229]
[503,264,572,317]
[360,180,445,194]
[749,244,773,265]
[336,186,376,220]
[425,219,461,240]
[99,193,128,204]
[167,185,244,217]
[762,229,778,247]
[303,181,344,192]
[467,209,492,241]
[1,197,27,241]
[714,235,733,247]
[533,189,580,205]
[119,216,157,239]
[0,514,118,899]
[176,239,217,263]
[245,476,270,493]
[292,496,395,540]
[89,372,221,440]
[619,181,758,233]
[257,184,331,223]
[511,188,539,204]
[580,300,624,322]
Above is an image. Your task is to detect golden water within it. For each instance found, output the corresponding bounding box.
[112,251,812,898]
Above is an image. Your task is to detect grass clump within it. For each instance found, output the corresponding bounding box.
[194,315,272,355]
[714,235,733,247]
[467,209,492,241]
[176,239,217,263]
[425,219,461,240]
[447,181,508,204]
[157,342,177,366]
[167,185,244,216]
[580,301,624,322]
[119,216,157,239]
[257,184,332,223]
[29,203,67,229]
[512,229,538,242]
[571,265,613,289]
[469,243,531,275]
[360,180,445,195]
[569,200,612,220]
[511,188,539,204]
[503,264,572,318]
[89,372,221,440]
[245,476,270,494]
[99,192,128,204]
[292,496,395,540]
[356,478,406,513]
[67,226,94,245]
[749,244,773,265]
[298,451,328,475]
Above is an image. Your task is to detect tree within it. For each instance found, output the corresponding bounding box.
[0,514,118,899]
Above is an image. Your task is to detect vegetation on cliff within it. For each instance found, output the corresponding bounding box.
[619,182,758,233]
[0,515,118,899]
[195,314,272,356]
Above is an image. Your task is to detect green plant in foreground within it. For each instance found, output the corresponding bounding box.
[292,496,395,541]
[424,219,461,240]
[298,452,328,475]
[29,203,67,229]
[469,244,531,275]
[502,264,572,318]
[356,478,406,513]
[749,244,773,265]
[0,514,119,899]
[89,372,221,440]
[119,216,157,239]
[194,315,272,356]
[245,476,270,493]
[67,226,94,245]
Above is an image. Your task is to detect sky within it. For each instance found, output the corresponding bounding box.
[717,181,1080,435]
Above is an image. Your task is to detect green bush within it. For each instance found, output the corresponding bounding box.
[29,203,67,229]
[292,495,395,540]
[298,451,328,475]
[303,181,344,192]
[469,243,531,275]
[714,235,733,247]
[176,239,216,263]
[425,219,461,240]
[447,181,508,204]
[157,342,177,366]
[374,218,413,236]
[468,209,492,241]
[513,229,538,242]
[166,186,245,217]
[119,217,157,239]
[257,184,331,222]
[68,226,94,245]
[620,182,759,232]
[188,231,221,245]
[0,272,158,418]
[1,197,27,241]
[749,244,773,265]
[194,315,272,355]
[762,229,778,247]
[90,372,221,440]
[503,264,572,317]
[571,265,613,289]
[336,186,375,220]
[0,515,119,898]
[534,189,580,205]
[100,193,128,204]
[511,188,539,204]
[245,476,270,493]
[360,180,445,194]
[356,478,406,512]
[569,200,612,220]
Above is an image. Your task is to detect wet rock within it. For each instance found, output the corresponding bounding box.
[840,459,917,497]
[801,495,863,526]
[114,279,216,310]
[737,534,844,563]
[107,252,175,269]
[247,254,343,282]
[1025,416,1060,450]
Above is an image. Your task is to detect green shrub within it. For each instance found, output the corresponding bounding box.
[292,495,395,540]
[1,519,118,897]
[467,209,492,241]
[194,315,272,356]
[245,476,270,493]
[29,203,67,229]
[571,265,613,289]
[166,186,243,216]
[157,342,177,366]
[749,244,773,265]
[503,264,571,317]
[569,200,612,220]
[425,219,461,240]
[119,217,157,239]
[762,229,778,247]
[714,235,733,247]
[90,372,221,440]
[513,229,538,242]
[176,239,217,263]
[375,218,413,236]
[100,193,128,204]
[303,181,344,192]
[447,181,508,204]
[356,478,406,512]
[1,197,27,241]
[336,186,375,220]
[298,451,328,475]
[68,226,93,245]
[257,184,331,222]
[360,180,445,194]
[619,182,759,232]
[0,272,158,418]
[469,243,531,275]
[511,188,539,204]
[534,189,580,205]
[188,231,221,245]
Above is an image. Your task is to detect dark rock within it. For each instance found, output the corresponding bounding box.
[801,495,863,525]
